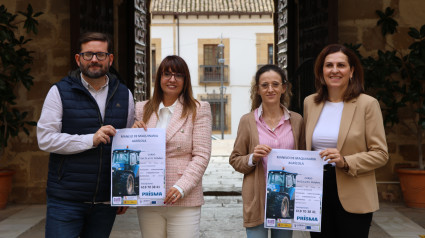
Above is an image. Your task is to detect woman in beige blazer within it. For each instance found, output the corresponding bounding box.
[230,65,305,238]
[304,44,388,238]
[132,55,212,238]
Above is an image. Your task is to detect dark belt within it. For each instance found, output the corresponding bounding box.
[84,201,111,204]
[324,164,335,172]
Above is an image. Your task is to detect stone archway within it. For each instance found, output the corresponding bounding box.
[127,0,338,105]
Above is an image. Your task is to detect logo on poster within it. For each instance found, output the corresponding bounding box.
[266,219,276,227]
[142,191,163,196]
[296,216,318,222]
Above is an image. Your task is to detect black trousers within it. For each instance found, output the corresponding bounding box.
[310,166,373,238]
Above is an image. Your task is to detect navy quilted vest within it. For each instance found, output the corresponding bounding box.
[47,70,129,202]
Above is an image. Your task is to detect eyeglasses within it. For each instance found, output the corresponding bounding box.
[259,82,283,90]
[79,52,111,61]
[162,72,185,81]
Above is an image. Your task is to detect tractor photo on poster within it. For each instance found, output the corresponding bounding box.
[266,170,297,219]
[112,147,141,196]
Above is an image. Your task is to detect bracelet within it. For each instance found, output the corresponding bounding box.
[343,157,349,172]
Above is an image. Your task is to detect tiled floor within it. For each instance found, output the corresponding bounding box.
[373,203,425,238]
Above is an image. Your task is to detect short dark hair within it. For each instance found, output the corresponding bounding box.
[250,64,292,111]
[314,44,364,103]
[78,32,113,53]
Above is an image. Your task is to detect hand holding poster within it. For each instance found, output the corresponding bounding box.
[265,149,323,232]
[111,128,166,206]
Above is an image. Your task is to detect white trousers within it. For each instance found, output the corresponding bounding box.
[137,206,201,238]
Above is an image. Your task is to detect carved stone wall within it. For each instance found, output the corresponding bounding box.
[1,0,71,203]
[1,0,150,204]
[275,0,288,70]
[134,0,149,101]
[339,0,425,203]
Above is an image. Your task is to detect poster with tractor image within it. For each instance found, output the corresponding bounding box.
[111,128,166,206]
[264,149,323,232]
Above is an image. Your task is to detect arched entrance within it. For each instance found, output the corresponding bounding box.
[70,0,337,112]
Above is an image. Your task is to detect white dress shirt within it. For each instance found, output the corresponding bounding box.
[156,101,176,130]
[37,74,135,155]
[155,100,185,197]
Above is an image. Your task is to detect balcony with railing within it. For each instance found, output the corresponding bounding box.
[200,65,229,83]
[200,93,228,131]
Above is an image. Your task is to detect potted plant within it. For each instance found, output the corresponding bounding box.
[0,4,42,209]
[347,7,425,208]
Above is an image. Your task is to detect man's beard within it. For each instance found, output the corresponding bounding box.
[80,62,109,79]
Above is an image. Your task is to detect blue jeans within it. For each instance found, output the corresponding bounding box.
[45,197,118,238]
[246,223,293,238]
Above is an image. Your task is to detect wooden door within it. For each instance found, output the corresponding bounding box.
[70,0,151,100]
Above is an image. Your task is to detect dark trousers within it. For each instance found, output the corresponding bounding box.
[45,197,118,238]
[310,166,373,238]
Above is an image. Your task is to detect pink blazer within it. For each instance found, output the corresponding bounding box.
[135,99,212,207]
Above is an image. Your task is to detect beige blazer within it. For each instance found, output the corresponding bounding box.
[304,93,388,213]
[135,99,212,207]
[229,110,305,227]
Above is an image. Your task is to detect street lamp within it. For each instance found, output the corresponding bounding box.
[217,41,225,139]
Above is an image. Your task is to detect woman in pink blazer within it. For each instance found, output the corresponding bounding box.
[304,44,388,238]
[132,55,212,238]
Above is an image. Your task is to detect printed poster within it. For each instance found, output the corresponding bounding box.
[264,149,323,232]
[111,128,166,206]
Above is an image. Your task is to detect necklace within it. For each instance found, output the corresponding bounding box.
[264,116,281,130]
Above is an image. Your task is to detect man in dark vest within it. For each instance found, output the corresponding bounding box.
[37,32,134,238]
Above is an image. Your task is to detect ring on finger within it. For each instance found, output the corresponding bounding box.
[172,194,177,198]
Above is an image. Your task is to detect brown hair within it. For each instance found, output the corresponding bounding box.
[313,44,364,103]
[78,32,113,53]
[250,64,292,111]
[143,55,199,122]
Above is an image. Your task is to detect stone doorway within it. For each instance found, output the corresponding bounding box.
[70,0,337,107]
[274,0,338,114]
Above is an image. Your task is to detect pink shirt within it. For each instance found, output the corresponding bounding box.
[254,104,295,182]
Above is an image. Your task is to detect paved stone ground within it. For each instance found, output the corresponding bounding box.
[1,141,424,237]
[7,198,394,238]
[200,196,245,238]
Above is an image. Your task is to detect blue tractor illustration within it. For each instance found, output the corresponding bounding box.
[266,170,297,219]
[112,148,141,196]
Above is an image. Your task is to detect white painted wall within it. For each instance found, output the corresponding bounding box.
[151,15,273,139]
